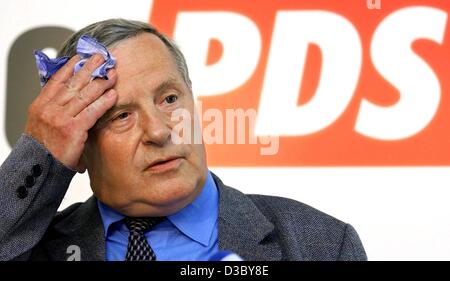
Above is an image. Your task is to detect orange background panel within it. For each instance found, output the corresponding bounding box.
[150,0,450,166]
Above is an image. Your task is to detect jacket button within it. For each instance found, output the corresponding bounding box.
[25,175,36,188]
[16,186,28,199]
[32,164,42,177]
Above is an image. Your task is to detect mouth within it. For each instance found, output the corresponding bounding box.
[144,156,183,173]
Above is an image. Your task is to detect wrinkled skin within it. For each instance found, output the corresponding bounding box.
[82,33,208,217]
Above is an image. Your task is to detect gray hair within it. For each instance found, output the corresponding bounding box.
[58,18,192,89]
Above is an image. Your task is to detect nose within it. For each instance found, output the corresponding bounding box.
[140,106,171,147]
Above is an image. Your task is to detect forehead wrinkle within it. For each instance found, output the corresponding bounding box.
[111,35,174,80]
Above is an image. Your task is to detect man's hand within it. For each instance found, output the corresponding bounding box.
[25,54,118,173]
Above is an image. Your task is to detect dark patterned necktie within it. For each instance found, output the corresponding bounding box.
[124,217,164,261]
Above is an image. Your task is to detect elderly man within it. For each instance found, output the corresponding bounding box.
[0,19,366,261]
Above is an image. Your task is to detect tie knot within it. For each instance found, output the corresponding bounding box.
[125,217,164,234]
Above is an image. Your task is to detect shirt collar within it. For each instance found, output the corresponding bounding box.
[97,170,219,247]
[97,197,125,236]
[167,171,218,246]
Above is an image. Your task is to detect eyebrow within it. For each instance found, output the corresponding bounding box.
[94,78,184,127]
[98,103,136,125]
[153,77,183,97]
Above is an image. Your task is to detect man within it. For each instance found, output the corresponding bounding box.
[0,19,367,261]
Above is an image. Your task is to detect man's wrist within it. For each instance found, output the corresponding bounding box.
[21,133,78,174]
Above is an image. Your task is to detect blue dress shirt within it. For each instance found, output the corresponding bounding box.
[97,171,219,261]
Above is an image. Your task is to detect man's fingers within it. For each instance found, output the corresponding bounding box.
[65,54,105,92]
[48,55,81,85]
[40,55,81,102]
[64,69,117,116]
[52,54,107,105]
[75,89,117,130]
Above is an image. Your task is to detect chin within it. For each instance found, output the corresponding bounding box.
[117,185,201,217]
[118,199,191,217]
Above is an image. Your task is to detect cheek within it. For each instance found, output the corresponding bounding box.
[184,102,206,169]
[97,134,136,170]
[186,143,207,172]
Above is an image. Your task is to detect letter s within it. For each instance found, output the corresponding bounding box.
[356,7,448,140]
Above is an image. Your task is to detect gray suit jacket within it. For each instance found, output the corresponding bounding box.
[0,134,367,261]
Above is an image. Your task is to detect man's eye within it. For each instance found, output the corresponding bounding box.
[113,112,130,121]
[164,94,178,104]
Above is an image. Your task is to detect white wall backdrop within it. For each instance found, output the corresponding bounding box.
[1,0,449,260]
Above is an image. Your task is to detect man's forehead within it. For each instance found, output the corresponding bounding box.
[109,33,181,88]
[110,33,172,66]
[110,34,176,83]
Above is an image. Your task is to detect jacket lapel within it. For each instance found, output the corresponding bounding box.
[213,174,282,261]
